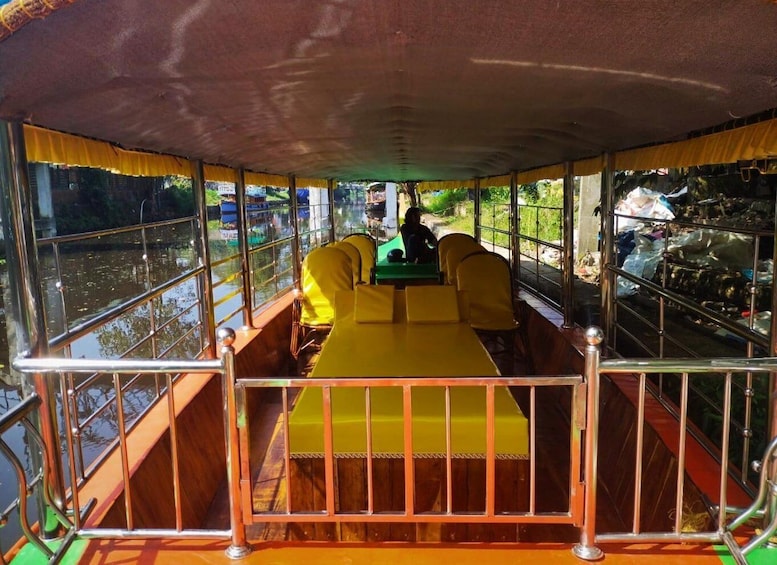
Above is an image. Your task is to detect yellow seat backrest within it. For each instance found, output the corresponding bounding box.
[300,247,354,326]
[343,233,376,283]
[330,240,362,285]
[437,233,477,282]
[445,239,484,287]
[456,252,516,331]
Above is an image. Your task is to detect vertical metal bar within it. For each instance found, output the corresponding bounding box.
[113,372,134,530]
[219,328,251,558]
[365,386,374,514]
[719,372,733,533]
[530,385,536,514]
[59,376,81,529]
[191,159,217,357]
[659,221,670,360]
[236,168,254,328]
[473,178,481,241]
[485,384,496,516]
[403,384,415,516]
[282,387,292,515]
[511,172,520,282]
[0,121,66,533]
[674,372,690,535]
[445,385,453,515]
[166,373,183,531]
[289,176,301,285]
[633,373,646,533]
[328,179,337,243]
[599,154,615,346]
[68,371,86,481]
[562,162,575,328]
[768,196,777,448]
[322,385,336,516]
[572,327,604,561]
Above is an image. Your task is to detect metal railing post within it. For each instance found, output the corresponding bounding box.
[573,326,604,561]
[473,178,481,242]
[328,179,336,242]
[191,159,217,356]
[599,154,615,347]
[562,162,575,328]
[510,172,519,281]
[218,328,252,559]
[235,168,253,328]
[289,176,301,285]
[0,121,67,535]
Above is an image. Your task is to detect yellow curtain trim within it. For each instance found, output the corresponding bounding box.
[480,174,511,188]
[245,171,288,188]
[573,155,605,177]
[516,163,566,184]
[24,124,190,177]
[203,164,235,182]
[616,118,777,171]
[295,177,329,189]
[417,179,476,192]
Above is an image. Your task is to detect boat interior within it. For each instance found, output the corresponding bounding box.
[1,1,777,564]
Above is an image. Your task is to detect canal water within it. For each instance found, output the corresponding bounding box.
[0,201,382,551]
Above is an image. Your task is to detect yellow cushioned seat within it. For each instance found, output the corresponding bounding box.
[405,285,460,324]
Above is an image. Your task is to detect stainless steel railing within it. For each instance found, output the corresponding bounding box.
[237,374,585,530]
[10,329,251,560]
[574,327,777,565]
[515,203,564,308]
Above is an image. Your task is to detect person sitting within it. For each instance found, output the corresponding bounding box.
[400,207,437,264]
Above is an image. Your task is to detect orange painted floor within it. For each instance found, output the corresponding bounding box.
[77,539,730,565]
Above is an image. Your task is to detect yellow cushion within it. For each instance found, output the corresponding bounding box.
[405,285,460,324]
[354,285,395,323]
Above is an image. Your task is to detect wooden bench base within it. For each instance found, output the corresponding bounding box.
[288,457,529,542]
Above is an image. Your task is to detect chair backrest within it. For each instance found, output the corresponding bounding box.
[445,239,485,287]
[456,251,516,331]
[330,240,362,285]
[437,233,478,283]
[300,247,354,326]
[343,233,376,283]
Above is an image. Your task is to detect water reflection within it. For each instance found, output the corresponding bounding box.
[0,202,383,550]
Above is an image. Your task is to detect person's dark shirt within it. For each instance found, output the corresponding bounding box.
[400,222,437,263]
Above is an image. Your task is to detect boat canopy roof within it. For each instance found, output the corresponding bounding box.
[2,1,777,184]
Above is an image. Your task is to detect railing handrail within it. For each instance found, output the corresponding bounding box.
[608,264,770,350]
[37,216,197,246]
[12,356,224,375]
[601,356,777,374]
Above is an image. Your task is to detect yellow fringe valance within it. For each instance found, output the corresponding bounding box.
[417,179,476,192]
[24,124,189,177]
[245,171,288,188]
[516,163,566,185]
[616,118,777,171]
[295,177,329,189]
[479,174,511,188]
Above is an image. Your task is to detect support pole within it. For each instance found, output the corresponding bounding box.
[562,162,575,328]
[473,178,481,241]
[191,160,217,357]
[510,171,519,281]
[572,326,605,561]
[289,176,301,285]
[327,179,336,243]
[235,168,253,329]
[218,328,252,559]
[0,121,66,535]
[599,154,615,347]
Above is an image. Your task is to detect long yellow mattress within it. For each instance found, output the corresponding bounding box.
[288,289,529,459]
